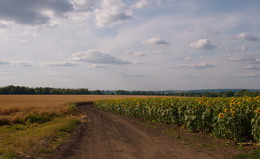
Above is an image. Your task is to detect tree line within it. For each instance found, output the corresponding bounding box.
[0,85,259,97]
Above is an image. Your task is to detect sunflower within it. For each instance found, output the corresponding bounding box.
[231,107,236,111]
[231,111,236,117]
[255,108,260,114]
[224,108,229,113]
[218,113,224,118]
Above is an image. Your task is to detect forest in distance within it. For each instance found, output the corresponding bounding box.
[0,85,260,97]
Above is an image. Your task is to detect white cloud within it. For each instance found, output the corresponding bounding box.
[68,11,91,23]
[173,63,215,69]
[72,50,131,65]
[227,56,248,62]
[143,37,170,46]
[119,71,148,78]
[225,45,248,52]
[12,60,32,67]
[190,39,216,50]
[237,73,259,78]
[184,56,192,61]
[228,56,260,64]
[94,0,132,28]
[133,0,148,9]
[89,64,108,68]
[237,32,259,41]
[0,21,8,29]
[67,0,95,23]
[244,65,260,70]
[71,0,97,11]
[45,61,78,67]
[127,51,147,57]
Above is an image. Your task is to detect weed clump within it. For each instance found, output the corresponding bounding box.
[64,103,79,115]
[60,118,81,132]
[26,114,56,124]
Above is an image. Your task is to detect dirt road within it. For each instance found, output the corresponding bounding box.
[54,105,233,159]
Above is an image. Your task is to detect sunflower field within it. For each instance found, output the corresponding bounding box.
[94,97,260,142]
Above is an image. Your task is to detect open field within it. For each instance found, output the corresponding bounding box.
[0,95,150,107]
[0,95,152,124]
[1,95,259,158]
[0,95,154,158]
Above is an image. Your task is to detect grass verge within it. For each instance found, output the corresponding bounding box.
[232,149,260,159]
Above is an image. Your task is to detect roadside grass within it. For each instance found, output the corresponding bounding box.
[132,118,259,158]
[0,103,81,159]
[0,116,81,159]
[232,149,260,159]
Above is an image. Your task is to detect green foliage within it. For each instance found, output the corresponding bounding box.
[251,113,260,143]
[59,118,80,132]
[0,117,81,159]
[94,96,260,142]
[0,150,16,159]
[233,149,260,159]
[1,85,260,97]
[67,103,79,115]
[26,114,55,124]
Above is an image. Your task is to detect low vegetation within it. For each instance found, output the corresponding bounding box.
[0,102,80,159]
[233,149,260,159]
[1,95,259,158]
[0,117,80,158]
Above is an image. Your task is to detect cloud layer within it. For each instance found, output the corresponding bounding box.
[225,45,248,52]
[0,60,9,65]
[237,33,259,41]
[45,61,78,67]
[12,61,32,67]
[173,63,216,69]
[0,0,73,25]
[72,50,131,65]
[1,0,260,90]
[228,56,260,64]
[94,0,132,27]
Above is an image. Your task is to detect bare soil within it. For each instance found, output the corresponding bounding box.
[51,104,241,159]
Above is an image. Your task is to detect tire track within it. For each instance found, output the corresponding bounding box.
[54,104,227,159]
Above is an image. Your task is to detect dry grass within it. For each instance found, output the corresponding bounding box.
[0,117,81,158]
[0,95,148,106]
[0,95,150,125]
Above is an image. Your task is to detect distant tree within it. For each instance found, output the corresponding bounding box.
[235,89,249,97]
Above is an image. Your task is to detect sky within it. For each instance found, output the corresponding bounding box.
[0,0,260,90]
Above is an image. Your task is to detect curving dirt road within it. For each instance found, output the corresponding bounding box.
[54,104,233,159]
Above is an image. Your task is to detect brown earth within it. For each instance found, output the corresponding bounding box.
[51,104,240,159]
